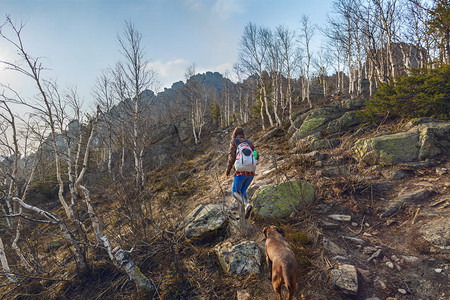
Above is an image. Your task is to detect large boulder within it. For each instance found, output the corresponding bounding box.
[289,106,346,147]
[214,239,261,276]
[416,122,450,159]
[330,264,359,295]
[419,217,450,250]
[296,135,341,152]
[353,122,450,165]
[251,180,315,218]
[326,111,362,134]
[180,204,230,239]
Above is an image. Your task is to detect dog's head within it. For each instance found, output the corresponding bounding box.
[263,225,285,238]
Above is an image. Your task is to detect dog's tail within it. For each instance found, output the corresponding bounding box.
[283,268,296,300]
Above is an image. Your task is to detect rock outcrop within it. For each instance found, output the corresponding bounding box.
[180,204,230,239]
[214,239,261,276]
[251,180,315,218]
[353,122,450,165]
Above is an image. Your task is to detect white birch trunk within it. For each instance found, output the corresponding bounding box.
[0,237,16,282]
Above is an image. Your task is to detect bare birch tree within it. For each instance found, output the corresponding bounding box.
[299,15,315,108]
[116,21,157,189]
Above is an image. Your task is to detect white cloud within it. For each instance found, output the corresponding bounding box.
[148,59,189,89]
[184,0,202,10]
[212,0,245,20]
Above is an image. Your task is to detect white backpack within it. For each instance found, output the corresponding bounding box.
[234,139,257,172]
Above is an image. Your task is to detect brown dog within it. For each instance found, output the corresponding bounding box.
[263,225,298,300]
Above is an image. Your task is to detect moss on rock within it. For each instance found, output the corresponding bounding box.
[251,180,315,218]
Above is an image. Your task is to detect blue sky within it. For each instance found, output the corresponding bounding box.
[0,0,333,107]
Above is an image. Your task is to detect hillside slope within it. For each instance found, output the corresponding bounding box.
[1,106,448,300]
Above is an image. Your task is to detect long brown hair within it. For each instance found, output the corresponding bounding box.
[232,127,245,139]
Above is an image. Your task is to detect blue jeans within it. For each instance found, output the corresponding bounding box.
[232,175,254,198]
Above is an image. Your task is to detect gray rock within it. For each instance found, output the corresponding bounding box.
[329,214,352,222]
[353,121,450,165]
[323,237,347,256]
[330,264,359,295]
[214,239,261,276]
[320,221,340,229]
[301,150,327,161]
[176,171,190,181]
[237,290,251,300]
[261,127,283,141]
[342,236,366,245]
[363,246,378,255]
[320,166,348,177]
[419,217,450,249]
[289,105,346,147]
[341,98,365,110]
[381,169,409,180]
[252,180,315,218]
[296,135,341,152]
[370,182,393,194]
[180,204,230,238]
[326,111,362,134]
[381,189,431,218]
[367,249,382,262]
[398,288,407,295]
[401,255,419,264]
[436,167,448,176]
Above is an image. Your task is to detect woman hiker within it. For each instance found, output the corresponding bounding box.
[226,127,259,219]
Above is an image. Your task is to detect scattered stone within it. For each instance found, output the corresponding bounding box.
[302,150,327,161]
[391,255,400,262]
[343,236,366,245]
[323,237,347,256]
[386,261,394,269]
[321,166,348,177]
[401,255,419,264]
[371,165,382,172]
[386,219,397,226]
[214,239,261,276]
[330,264,359,295]
[237,290,251,300]
[381,189,431,218]
[398,288,407,295]
[333,255,348,261]
[176,171,190,181]
[367,249,382,262]
[363,246,378,255]
[375,277,387,290]
[434,268,443,273]
[319,221,340,229]
[381,169,409,180]
[436,167,448,176]
[329,214,351,222]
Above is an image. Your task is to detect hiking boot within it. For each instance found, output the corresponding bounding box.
[244,203,253,219]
